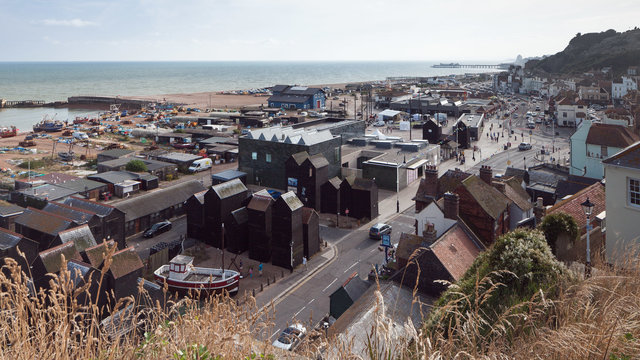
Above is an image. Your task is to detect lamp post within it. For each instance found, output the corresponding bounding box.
[581,197,594,277]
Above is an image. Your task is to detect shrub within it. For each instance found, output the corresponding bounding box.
[539,212,579,254]
[125,159,148,172]
[18,159,46,169]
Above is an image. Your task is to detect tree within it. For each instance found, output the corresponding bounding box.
[125,159,147,172]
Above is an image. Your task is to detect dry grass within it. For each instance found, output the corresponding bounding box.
[3,243,640,359]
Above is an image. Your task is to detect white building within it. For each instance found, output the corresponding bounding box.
[570,122,639,179]
[603,141,640,265]
[556,97,587,127]
[612,76,637,100]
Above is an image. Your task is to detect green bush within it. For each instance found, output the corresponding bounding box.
[18,159,46,169]
[427,228,568,336]
[125,159,148,172]
[539,213,579,254]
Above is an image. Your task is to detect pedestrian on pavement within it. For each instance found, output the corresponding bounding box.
[239,259,243,273]
[303,256,307,270]
[249,267,253,278]
[258,262,263,277]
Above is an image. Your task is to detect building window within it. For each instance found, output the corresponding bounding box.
[601,146,608,158]
[266,153,271,163]
[563,112,567,118]
[630,178,640,207]
[334,148,340,162]
[251,152,257,160]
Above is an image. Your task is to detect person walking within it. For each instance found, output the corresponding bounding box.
[258,262,263,277]
[303,256,307,271]
[249,266,253,278]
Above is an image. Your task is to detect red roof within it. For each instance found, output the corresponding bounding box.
[586,123,640,148]
[430,224,481,281]
[547,182,605,234]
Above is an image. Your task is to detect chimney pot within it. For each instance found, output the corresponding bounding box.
[443,192,459,220]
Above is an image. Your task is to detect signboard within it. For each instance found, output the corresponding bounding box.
[381,234,391,248]
[287,177,298,193]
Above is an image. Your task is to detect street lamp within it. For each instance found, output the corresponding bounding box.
[581,197,594,276]
[396,156,406,213]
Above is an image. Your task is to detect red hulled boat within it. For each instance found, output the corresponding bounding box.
[154,255,240,295]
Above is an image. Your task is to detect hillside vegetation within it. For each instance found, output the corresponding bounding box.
[526,28,640,75]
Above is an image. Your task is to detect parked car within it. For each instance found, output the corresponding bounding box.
[518,142,532,151]
[143,220,172,238]
[369,223,392,240]
[527,122,536,129]
[272,324,306,351]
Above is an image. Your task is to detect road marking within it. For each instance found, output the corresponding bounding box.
[343,261,359,273]
[271,329,280,339]
[322,277,338,292]
[294,306,306,318]
[307,298,315,306]
[370,247,378,254]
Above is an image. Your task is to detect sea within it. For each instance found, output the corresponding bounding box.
[0,61,498,131]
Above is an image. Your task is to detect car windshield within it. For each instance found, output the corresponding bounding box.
[151,223,163,230]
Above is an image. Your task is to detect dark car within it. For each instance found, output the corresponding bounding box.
[369,223,392,240]
[143,220,172,238]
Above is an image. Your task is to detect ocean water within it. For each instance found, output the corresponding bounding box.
[0,61,498,128]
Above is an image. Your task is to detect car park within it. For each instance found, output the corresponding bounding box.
[518,142,532,151]
[272,324,306,351]
[369,223,392,240]
[143,220,172,238]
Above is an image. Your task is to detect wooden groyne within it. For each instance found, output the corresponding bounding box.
[68,96,151,110]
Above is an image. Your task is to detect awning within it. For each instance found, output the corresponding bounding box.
[407,159,428,170]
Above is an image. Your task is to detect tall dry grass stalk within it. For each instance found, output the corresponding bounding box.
[0,249,279,360]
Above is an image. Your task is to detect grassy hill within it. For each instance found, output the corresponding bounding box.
[526,28,640,75]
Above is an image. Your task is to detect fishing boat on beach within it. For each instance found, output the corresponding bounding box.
[0,126,17,138]
[33,115,64,132]
[154,255,240,295]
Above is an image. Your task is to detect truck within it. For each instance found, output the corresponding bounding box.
[188,158,213,172]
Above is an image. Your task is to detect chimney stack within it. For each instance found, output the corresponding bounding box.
[443,192,459,220]
[533,197,545,225]
[422,223,437,245]
[422,164,439,201]
[479,165,492,185]
[492,181,506,194]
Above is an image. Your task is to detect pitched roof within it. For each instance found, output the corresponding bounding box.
[109,247,143,279]
[210,170,246,182]
[555,175,600,199]
[397,233,425,263]
[0,227,23,251]
[43,202,97,225]
[67,260,94,288]
[603,141,640,170]
[192,190,207,205]
[504,167,529,183]
[326,176,342,190]
[15,207,75,236]
[501,177,533,211]
[231,207,248,224]
[586,123,639,148]
[18,183,78,201]
[210,178,248,200]
[439,169,472,196]
[307,154,329,168]
[430,223,482,281]
[39,172,79,185]
[351,178,376,191]
[88,171,139,184]
[290,151,309,166]
[83,240,115,268]
[547,182,606,234]
[58,178,107,193]
[56,225,97,253]
[460,176,511,220]
[37,241,82,274]
[277,191,304,212]
[64,196,117,217]
[340,274,370,302]
[0,201,24,217]
[247,195,272,212]
[115,180,206,222]
[98,149,135,158]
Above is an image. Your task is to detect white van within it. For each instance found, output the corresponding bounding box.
[188,158,213,172]
[73,131,89,140]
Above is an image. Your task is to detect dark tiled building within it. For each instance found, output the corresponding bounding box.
[204,179,250,248]
[238,127,342,189]
[320,177,341,214]
[107,247,144,302]
[43,202,102,241]
[184,190,207,241]
[422,119,442,144]
[414,167,471,212]
[82,240,115,268]
[63,197,126,249]
[302,207,320,259]
[115,180,205,237]
[329,273,371,319]
[340,177,379,220]
[0,227,39,275]
[285,152,329,211]
[53,224,98,254]
[272,191,304,269]
[97,149,135,163]
[0,201,25,232]
[58,178,109,200]
[247,190,274,262]
[226,207,249,254]
[14,207,76,249]
[31,241,83,289]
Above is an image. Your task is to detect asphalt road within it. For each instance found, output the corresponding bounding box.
[262,213,416,342]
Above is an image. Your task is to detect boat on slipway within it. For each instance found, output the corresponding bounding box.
[0,126,17,138]
[154,255,240,295]
[33,115,64,132]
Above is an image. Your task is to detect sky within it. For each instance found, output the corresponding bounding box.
[1,0,639,62]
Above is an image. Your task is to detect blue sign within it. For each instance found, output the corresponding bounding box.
[381,234,391,247]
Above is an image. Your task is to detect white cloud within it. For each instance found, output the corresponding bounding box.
[41,18,98,27]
